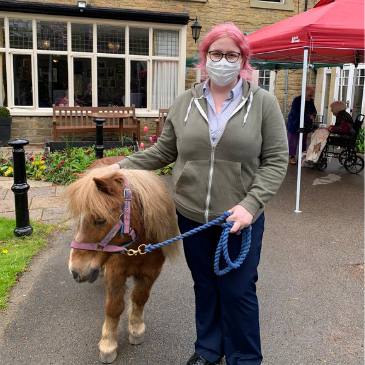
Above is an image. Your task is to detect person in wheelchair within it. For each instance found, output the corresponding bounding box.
[328,101,355,138]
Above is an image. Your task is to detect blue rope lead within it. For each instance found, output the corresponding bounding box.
[144,212,251,276]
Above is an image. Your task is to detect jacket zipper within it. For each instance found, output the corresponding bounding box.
[194,94,250,223]
[205,146,215,223]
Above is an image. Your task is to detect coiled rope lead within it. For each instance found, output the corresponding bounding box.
[144,212,251,276]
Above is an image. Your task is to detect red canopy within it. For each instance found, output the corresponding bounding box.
[247,0,365,65]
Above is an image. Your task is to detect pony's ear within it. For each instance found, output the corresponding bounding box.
[93,177,114,195]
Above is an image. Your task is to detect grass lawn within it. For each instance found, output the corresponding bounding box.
[0,217,57,310]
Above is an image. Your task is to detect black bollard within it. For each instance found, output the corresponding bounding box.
[94,118,106,159]
[7,139,33,237]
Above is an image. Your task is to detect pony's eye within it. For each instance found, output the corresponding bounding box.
[94,219,107,227]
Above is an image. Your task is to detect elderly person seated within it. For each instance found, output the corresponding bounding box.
[306,101,355,163]
[328,101,355,137]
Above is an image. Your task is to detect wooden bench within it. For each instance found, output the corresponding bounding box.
[154,109,169,138]
[52,105,141,144]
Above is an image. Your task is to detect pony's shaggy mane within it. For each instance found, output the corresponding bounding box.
[64,167,181,259]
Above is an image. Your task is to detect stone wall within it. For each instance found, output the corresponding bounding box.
[10,115,160,144]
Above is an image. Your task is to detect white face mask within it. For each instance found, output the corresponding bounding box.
[206,58,241,87]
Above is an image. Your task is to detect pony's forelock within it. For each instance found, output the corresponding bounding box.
[196,23,253,81]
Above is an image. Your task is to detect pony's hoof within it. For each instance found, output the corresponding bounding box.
[99,350,117,364]
[129,333,145,345]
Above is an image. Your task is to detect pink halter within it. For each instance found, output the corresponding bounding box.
[70,179,137,254]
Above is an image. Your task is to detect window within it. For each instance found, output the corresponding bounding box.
[129,28,149,56]
[9,19,33,49]
[97,25,125,54]
[37,21,67,51]
[0,14,184,113]
[258,70,271,91]
[38,55,68,107]
[250,0,294,11]
[0,53,7,106]
[13,54,32,106]
[72,24,93,53]
[97,58,125,107]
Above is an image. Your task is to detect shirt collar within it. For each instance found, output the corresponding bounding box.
[203,77,243,100]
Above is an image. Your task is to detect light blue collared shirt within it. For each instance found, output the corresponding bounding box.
[203,78,243,146]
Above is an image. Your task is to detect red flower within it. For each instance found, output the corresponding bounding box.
[50,170,54,173]
[61,160,65,165]
[42,156,46,161]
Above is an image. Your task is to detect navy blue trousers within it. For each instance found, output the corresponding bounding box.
[177,212,264,365]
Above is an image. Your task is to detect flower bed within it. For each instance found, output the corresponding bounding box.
[0,143,173,185]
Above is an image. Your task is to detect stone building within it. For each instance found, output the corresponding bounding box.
[0,0,363,144]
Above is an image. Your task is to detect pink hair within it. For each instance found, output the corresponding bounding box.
[196,23,253,81]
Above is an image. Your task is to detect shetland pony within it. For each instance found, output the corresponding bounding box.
[65,167,181,363]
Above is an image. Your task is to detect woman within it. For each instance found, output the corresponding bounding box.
[328,101,355,136]
[110,23,288,365]
[286,86,317,165]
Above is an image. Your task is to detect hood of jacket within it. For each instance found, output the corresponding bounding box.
[183,79,263,126]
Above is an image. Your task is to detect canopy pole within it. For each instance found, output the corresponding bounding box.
[283,69,289,120]
[295,47,309,213]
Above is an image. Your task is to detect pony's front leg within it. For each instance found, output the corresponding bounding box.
[128,274,159,345]
[99,274,126,364]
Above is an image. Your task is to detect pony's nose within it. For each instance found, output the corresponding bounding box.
[72,271,79,281]
[89,269,99,283]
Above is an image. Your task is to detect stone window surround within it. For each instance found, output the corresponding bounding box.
[0,12,187,117]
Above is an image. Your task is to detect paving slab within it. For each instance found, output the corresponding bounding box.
[29,196,64,210]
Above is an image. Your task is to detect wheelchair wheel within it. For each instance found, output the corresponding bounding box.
[316,157,327,171]
[344,155,364,174]
[339,149,351,165]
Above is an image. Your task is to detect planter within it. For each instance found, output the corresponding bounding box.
[0,116,12,147]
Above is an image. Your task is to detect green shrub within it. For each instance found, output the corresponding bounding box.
[0,106,10,118]
[355,128,364,153]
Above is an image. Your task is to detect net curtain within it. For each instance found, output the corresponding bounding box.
[152,30,178,110]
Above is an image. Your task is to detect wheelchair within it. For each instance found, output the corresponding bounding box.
[316,114,364,174]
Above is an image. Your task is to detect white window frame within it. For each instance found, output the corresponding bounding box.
[0,11,187,117]
[249,0,294,11]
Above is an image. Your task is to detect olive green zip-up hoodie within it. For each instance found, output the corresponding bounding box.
[118,79,288,224]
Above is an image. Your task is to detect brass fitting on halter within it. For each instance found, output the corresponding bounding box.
[126,244,147,256]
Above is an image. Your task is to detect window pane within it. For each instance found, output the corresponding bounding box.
[129,28,149,56]
[72,24,93,52]
[152,60,177,109]
[9,19,33,49]
[97,25,125,54]
[37,21,67,51]
[0,53,7,106]
[73,58,91,106]
[0,19,4,47]
[38,55,68,108]
[130,60,147,107]
[97,58,125,107]
[13,54,32,106]
[258,70,270,91]
[153,30,179,57]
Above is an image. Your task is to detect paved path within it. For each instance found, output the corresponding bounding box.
[0,155,363,365]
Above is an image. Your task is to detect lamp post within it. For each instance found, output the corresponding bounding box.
[190,17,202,43]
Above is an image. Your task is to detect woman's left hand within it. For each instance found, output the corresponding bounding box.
[226,205,253,233]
